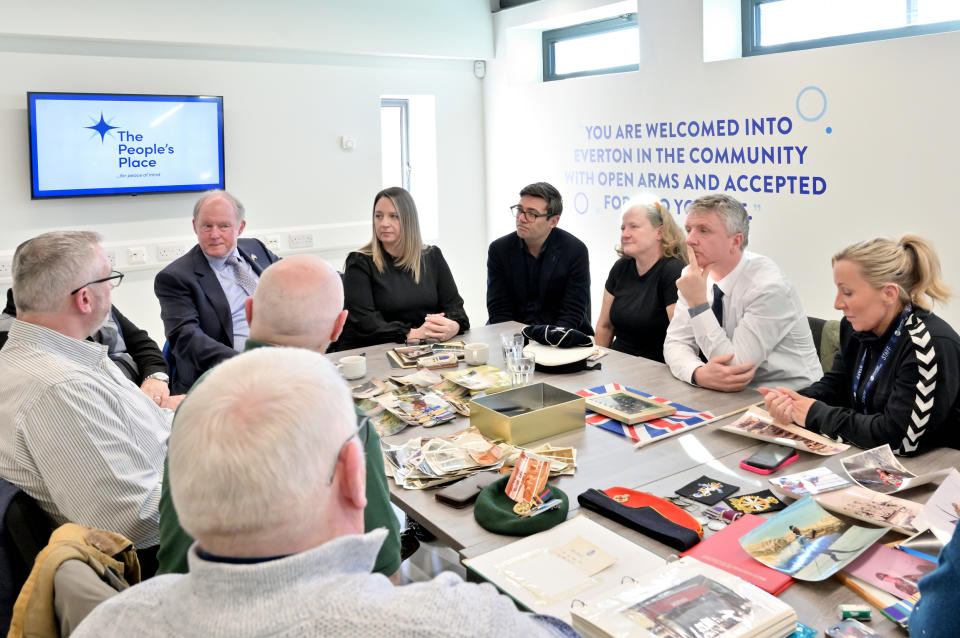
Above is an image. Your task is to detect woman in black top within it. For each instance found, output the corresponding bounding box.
[761,235,960,455]
[338,187,469,350]
[595,199,686,362]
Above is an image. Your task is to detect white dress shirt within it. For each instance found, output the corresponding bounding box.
[0,320,171,547]
[663,250,822,389]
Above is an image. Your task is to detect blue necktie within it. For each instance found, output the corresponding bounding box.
[712,284,724,326]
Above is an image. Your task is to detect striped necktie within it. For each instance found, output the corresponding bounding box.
[228,255,258,296]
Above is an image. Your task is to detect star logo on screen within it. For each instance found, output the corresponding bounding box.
[85,112,119,143]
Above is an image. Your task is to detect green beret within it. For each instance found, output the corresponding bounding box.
[473,476,568,536]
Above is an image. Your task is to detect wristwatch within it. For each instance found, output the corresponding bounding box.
[144,372,169,383]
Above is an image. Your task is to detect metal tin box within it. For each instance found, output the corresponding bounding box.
[469,382,585,445]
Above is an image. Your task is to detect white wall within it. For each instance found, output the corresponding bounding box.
[485,0,960,329]
[0,2,492,343]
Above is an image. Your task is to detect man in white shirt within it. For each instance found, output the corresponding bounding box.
[663,194,821,392]
[0,231,173,568]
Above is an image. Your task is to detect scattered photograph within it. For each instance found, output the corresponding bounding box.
[921,468,960,544]
[739,496,886,581]
[721,407,849,455]
[769,466,851,496]
[841,444,949,495]
[814,486,926,535]
[845,542,935,600]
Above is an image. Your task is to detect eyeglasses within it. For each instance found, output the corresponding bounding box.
[327,416,371,485]
[70,270,124,296]
[510,204,553,222]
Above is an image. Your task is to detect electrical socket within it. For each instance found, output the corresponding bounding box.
[157,244,187,262]
[288,232,314,249]
[264,235,281,253]
[0,256,12,279]
[104,249,117,269]
[127,246,147,265]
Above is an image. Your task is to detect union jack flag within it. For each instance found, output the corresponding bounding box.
[577,383,714,448]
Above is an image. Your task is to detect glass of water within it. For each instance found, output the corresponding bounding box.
[500,332,524,361]
[507,351,536,387]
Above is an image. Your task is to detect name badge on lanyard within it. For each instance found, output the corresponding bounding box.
[851,306,911,413]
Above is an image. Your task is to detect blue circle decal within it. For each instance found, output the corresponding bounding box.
[796,86,827,122]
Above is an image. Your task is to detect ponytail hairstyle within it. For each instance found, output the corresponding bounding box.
[832,234,951,310]
[615,197,688,264]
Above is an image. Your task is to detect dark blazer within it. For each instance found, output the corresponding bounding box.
[486,227,593,335]
[154,238,279,393]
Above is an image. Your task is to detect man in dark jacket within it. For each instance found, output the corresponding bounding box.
[486,182,592,334]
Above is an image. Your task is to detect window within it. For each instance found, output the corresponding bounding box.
[380,98,410,191]
[743,0,960,56]
[379,95,439,240]
[542,14,639,82]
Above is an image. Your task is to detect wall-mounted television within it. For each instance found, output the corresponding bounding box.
[28,92,224,199]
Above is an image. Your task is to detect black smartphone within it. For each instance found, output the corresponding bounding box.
[740,443,799,474]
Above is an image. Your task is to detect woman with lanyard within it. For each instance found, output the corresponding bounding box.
[761,235,960,455]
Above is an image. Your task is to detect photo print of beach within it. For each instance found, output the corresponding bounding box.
[739,496,886,581]
[841,444,949,495]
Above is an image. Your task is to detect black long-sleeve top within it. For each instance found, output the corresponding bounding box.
[337,246,470,350]
[801,308,960,455]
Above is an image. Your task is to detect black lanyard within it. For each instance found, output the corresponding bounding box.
[852,306,911,413]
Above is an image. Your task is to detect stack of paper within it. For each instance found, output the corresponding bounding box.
[382,427,504,489]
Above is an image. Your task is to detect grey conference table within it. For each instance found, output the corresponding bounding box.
[334,322,761,552]
[332,321,960,634]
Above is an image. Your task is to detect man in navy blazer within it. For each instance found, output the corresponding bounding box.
[486,182,592,334]
[155,191,279,393]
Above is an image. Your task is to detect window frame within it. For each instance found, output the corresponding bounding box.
[542,14,639,82]
[380,98,411,191]
[742,0,960,56]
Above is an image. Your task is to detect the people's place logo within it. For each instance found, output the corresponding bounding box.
[84,111,175,169]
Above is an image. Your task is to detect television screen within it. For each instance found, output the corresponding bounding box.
[28,92,224,199]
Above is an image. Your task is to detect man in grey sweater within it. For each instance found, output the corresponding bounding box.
[73,347,575,637]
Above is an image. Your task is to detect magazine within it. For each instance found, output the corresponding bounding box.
[841,444,950,494]
[570,557,797,638]
[577,383,715,448]
[720,407,849,456]
[739,496,886,581]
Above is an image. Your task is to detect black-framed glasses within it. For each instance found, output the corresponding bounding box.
[510,204,553,222]
[70,270,124,296]
[327,416,371,485]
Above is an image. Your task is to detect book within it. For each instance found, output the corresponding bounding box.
[570,556,797,638]
[680,514,794,596]
[721,406,849,456]
[463,515,668,623]
[576,383,714,448]
[584,389,676,424]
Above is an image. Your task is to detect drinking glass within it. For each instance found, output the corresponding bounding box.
[500,332,524,361]
[507,351,536,387]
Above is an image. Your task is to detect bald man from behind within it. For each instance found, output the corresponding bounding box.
[156,255,402,578]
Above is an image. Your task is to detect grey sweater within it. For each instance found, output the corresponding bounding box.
[72,529,574,637]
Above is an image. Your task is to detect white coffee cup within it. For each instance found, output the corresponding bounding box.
[337,355,366,380]
[464,342,489,365]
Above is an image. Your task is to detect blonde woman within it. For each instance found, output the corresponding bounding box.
[762,235,960,455]
[339,187,469,350]
[595,198,687,361]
